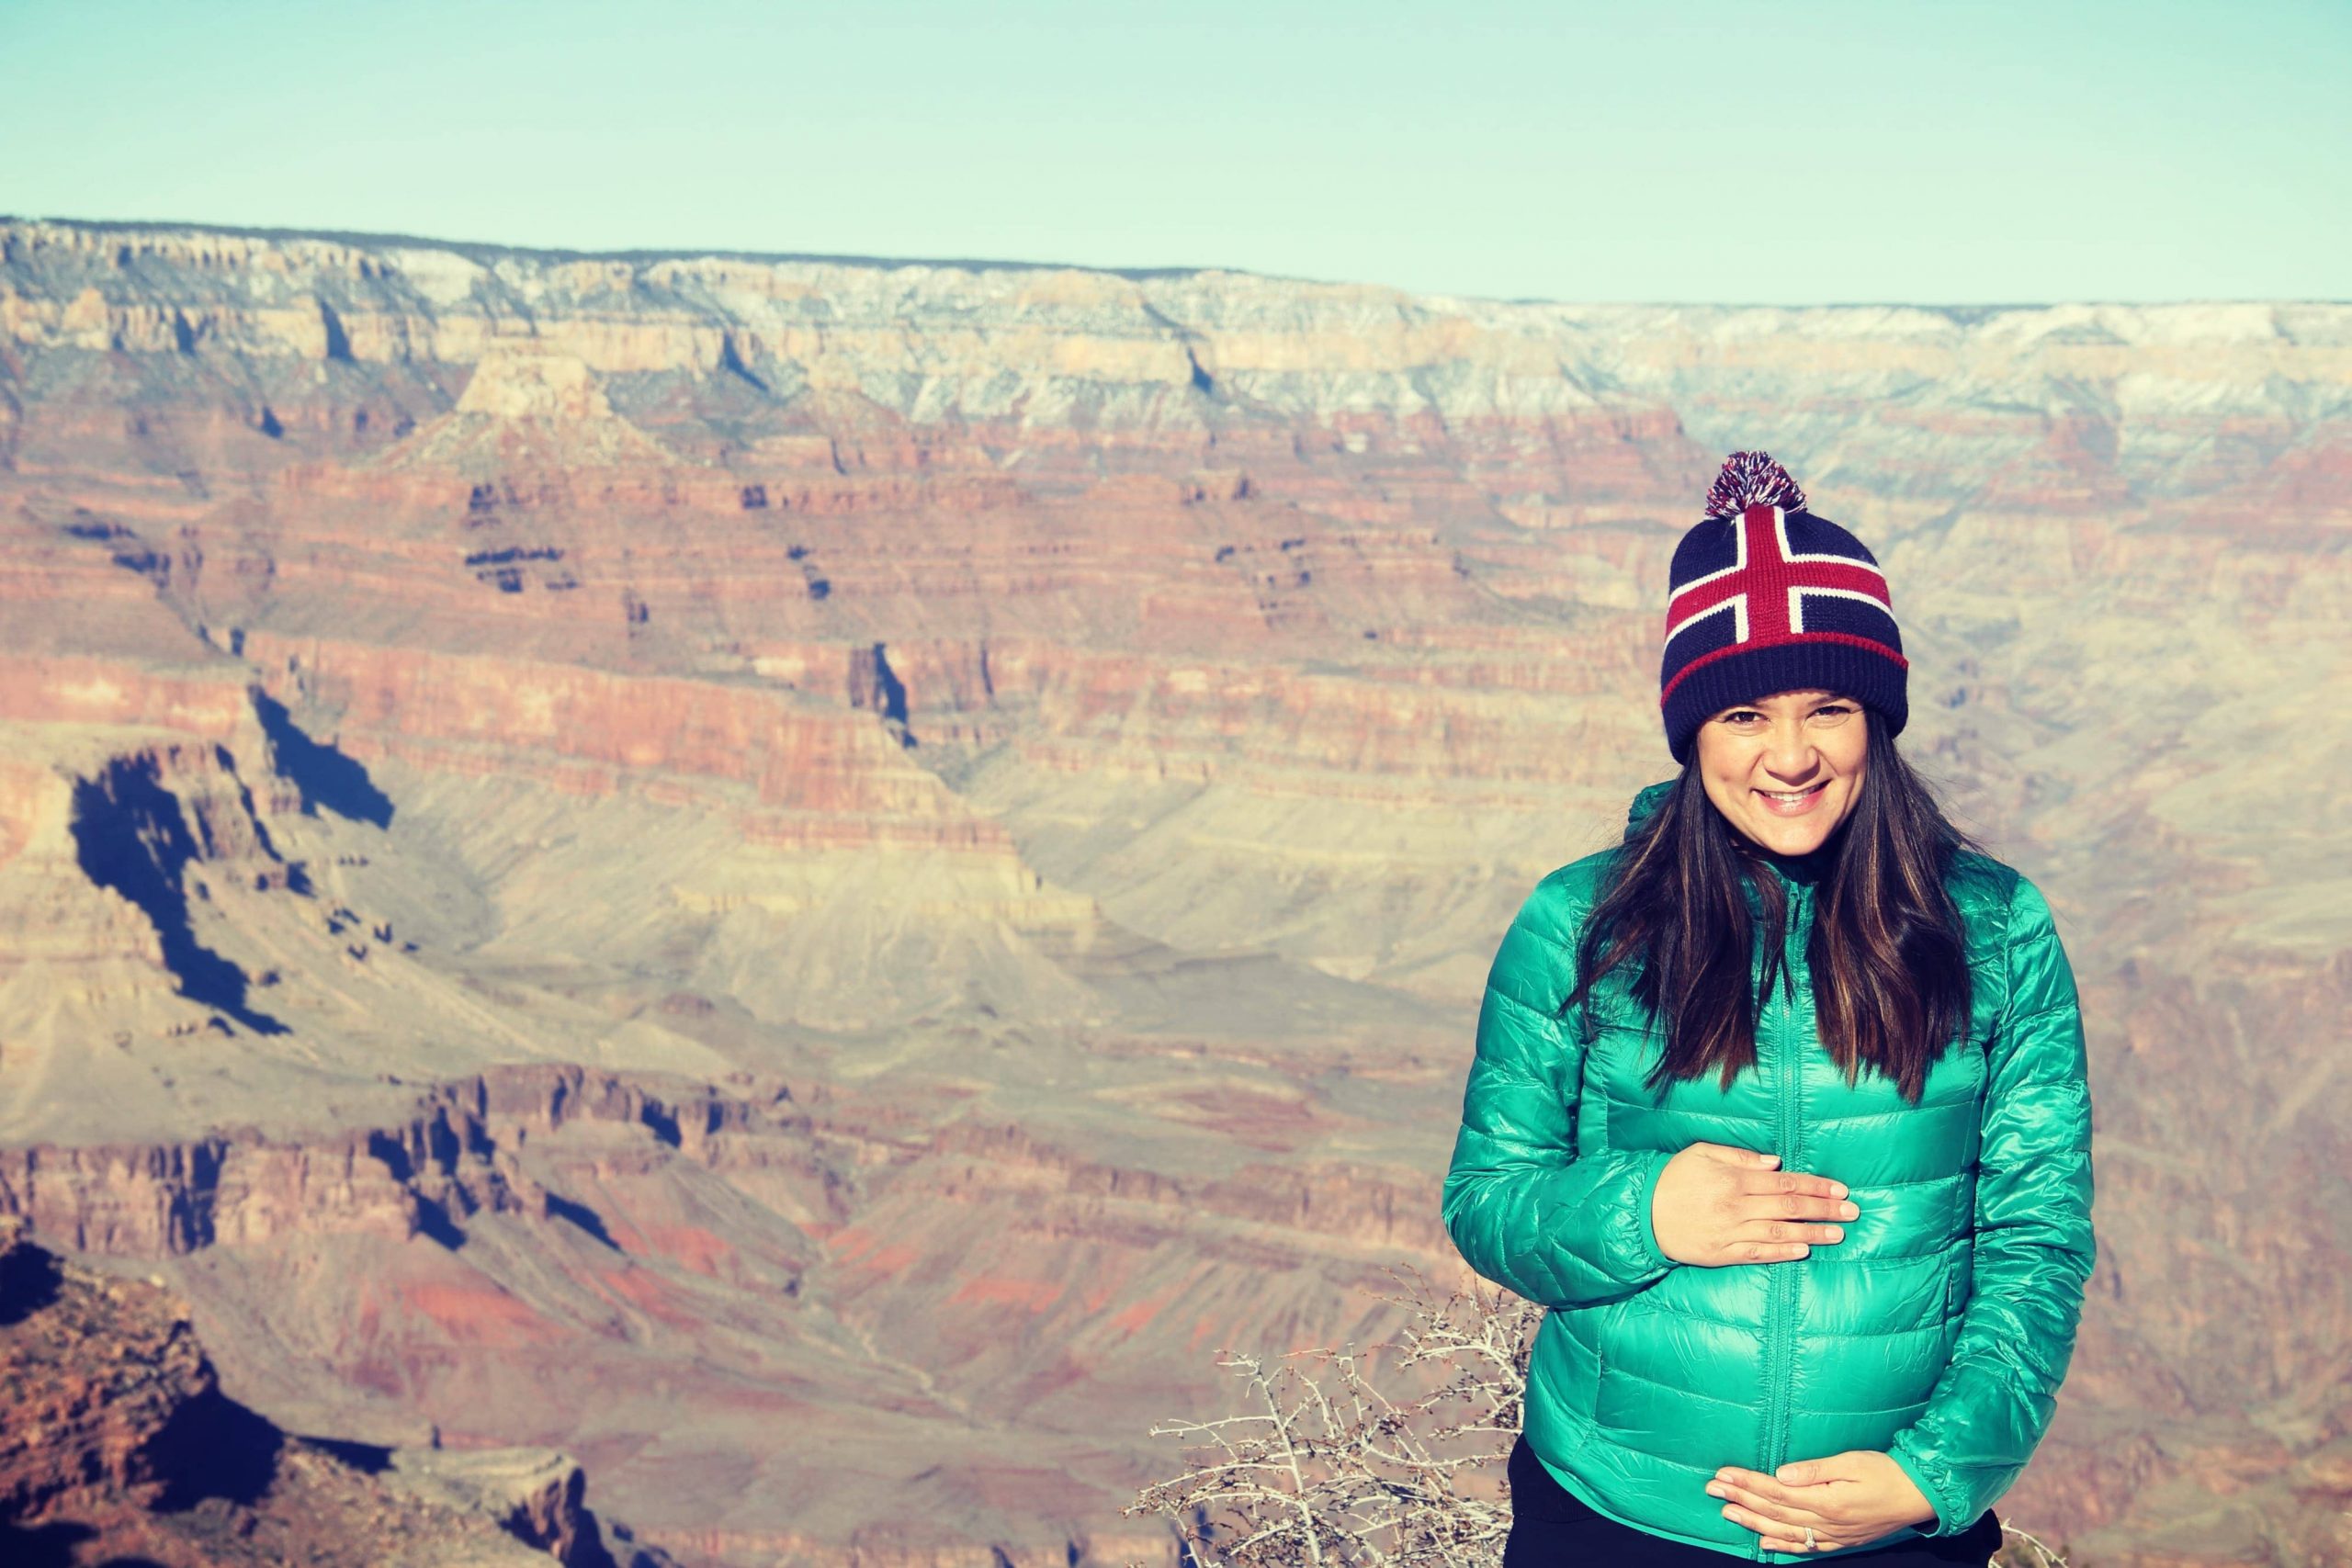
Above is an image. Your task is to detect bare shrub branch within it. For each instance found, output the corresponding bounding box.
[1121,1265,1539,1568]
[1125,1264,2060,1568]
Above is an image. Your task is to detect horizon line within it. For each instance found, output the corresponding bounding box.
[8,212,2350,314]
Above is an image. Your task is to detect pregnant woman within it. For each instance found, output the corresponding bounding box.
[1442,454,2096,1564]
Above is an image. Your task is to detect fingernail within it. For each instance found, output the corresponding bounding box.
[1830,1182,1849,1198]
[1705,1483,1724,1497]
[1840,1202,1860,1219]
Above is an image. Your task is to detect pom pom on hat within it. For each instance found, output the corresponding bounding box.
[1703,450,1807,519]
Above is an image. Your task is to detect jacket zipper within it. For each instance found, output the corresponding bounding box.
[1755,876,1811,1561]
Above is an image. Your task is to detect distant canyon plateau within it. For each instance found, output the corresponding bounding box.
[0,217,2346,1567]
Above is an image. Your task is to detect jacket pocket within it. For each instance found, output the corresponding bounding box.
[1593,1336,1626,1430]
[1590,1309,1649,1435]
[1942,1254,1973,1326]
[1593,1334,1689,1450]
[1581,1303,1622,1428]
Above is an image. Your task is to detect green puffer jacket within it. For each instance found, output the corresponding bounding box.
[1442,780,2096,1562]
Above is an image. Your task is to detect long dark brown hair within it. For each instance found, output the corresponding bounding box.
[1564,714,1986,1105]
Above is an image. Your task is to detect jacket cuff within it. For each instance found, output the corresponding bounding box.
[1883,1442,1961,1537]
[1632,1148,1679,1273]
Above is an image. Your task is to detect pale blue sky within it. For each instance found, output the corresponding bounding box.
[4,0,2345,304]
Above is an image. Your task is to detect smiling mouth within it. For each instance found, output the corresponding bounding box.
[1756,782,1828,806]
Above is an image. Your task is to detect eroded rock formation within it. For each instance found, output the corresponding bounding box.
[0,1216,668,1567]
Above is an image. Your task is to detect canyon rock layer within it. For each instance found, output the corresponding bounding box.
[1,216,2346,1567]
[0,1216,671,1566]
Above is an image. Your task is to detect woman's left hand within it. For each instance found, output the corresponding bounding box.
[1705,1450,1938,1553]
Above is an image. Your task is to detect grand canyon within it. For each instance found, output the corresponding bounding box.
[0,216,2345,1566]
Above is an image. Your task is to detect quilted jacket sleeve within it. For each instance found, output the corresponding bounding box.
[1440,872,1680,1310]
[1884,872,2098,1534]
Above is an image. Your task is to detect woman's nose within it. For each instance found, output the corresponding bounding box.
[1764,721,1817,775]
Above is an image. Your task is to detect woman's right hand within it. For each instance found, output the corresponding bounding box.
[1650,1143,1860,1267]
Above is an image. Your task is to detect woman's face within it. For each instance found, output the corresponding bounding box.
[1693,688,1869,858]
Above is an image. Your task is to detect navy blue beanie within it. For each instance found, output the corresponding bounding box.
[1660,453,1908,765]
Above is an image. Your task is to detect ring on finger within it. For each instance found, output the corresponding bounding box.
[1804,1525,1817,1551]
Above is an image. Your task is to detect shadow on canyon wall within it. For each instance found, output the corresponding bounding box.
[251,690,394,829]
[69,760,288,1035]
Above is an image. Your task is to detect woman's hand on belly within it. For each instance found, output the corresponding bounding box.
[1649,1142,1861,1268]
[1704,1450,1939,1552]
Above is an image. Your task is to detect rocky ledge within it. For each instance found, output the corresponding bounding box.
[0,1216,671,1567]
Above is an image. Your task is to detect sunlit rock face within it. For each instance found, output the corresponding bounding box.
[2,216,2346,1568]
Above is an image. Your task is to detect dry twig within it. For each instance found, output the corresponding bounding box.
[1123,1265,1539,1568]
[1128,1267,2052,1568]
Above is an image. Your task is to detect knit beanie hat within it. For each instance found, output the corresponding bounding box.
[1659,452,1908,765]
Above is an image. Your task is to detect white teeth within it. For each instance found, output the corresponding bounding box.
[1761,785,1821,804]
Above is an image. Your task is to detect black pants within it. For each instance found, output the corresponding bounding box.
[1502,1437,2007,1565]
